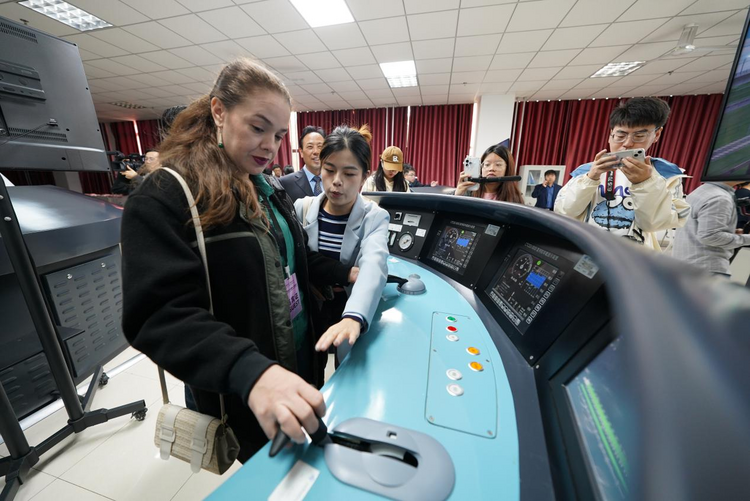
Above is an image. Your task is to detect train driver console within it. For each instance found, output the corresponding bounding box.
[208,193,750,501]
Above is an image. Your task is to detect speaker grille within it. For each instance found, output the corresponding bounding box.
[8,127,68,143]
[0,22,38,44]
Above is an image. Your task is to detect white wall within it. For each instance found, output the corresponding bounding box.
[474,94,516,157]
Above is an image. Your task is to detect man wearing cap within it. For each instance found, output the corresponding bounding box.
[361,146,411,194]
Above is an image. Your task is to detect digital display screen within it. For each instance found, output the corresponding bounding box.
[428,223,481,275]
[488,246,563,333]
[565,338,635,501]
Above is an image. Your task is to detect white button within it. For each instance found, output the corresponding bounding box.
[446,334,459,342]
[446,369,462,380]
[447,384,464,396]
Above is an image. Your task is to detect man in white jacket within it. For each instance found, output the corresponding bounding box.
[555,97,690,250]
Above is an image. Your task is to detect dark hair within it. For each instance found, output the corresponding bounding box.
[471,143,523,203]
[299,125,325,149]
[272,164,281,170]
[320,125,372,177]
[609,97,671,130]
[544,169,557,178]
[403,163,415,175]
[283,165,294,175]
[145,148,159,154]
[161,105,187,137]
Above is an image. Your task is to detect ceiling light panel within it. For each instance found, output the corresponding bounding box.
[591,61,645,78]
[290,0,354,28]
[380,60,418,88]
[19,0,112,31]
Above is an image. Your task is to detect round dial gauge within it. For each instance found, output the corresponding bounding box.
[512,253,533,279]
[398,232,415,251]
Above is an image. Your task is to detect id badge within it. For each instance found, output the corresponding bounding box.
[285,272,302,320]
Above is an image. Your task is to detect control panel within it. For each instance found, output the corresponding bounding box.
[386,209,435,260]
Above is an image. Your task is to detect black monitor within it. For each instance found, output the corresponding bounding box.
[701,9,750,182]
[0,16,107,172]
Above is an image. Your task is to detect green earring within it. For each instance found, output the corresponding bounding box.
[218,127,224,149]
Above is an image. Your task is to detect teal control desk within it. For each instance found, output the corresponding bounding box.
[208,194,750,501]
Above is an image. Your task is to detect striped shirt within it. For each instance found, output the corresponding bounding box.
[318,208,350,261]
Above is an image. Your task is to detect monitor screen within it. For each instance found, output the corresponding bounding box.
[0,16,108,172]
[565,338,635,501]
[701,10,750,182]
[427,221,482,275]
[487,245,565,334]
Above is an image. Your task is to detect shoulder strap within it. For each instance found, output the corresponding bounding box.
[155,168,226,420]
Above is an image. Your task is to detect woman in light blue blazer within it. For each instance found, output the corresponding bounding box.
[294,125,390,354]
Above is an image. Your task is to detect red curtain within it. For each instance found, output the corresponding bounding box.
[404,104,473,187]
[512,95,724,193]
[274,130,292,167]
[136,119,162,152]
[0,170,55,186]
[110,121,139,154]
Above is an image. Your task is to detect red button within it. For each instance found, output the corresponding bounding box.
[446,326,458,333]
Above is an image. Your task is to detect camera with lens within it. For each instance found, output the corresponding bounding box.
[107,151,144,172]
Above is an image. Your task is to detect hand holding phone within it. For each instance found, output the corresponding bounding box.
[609,148,646,168]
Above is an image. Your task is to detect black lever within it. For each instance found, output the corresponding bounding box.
[269,416,331,457]
[467,175,521,183]
[387,275,408,286]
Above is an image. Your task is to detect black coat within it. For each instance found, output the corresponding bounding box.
[532,183,562,210]
[737,187,750,229]
[279,170,314,203]
[121,170,350,461]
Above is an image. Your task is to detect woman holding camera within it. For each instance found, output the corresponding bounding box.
[455,143,524,203]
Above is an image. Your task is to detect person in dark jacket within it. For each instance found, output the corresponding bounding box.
[531,170,562,210]
[736,181,750,230]
[121,58,356,463]
[280,126,326,202]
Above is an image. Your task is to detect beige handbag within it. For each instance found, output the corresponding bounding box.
[152,167,240,475]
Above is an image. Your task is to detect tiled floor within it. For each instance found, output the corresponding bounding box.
[1,348,336,501]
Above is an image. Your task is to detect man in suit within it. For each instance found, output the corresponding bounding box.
[280,125,325,203]
[532,170,562,211]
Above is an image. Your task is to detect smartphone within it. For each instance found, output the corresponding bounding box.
[609,148,646,168]
[462,156,481,191]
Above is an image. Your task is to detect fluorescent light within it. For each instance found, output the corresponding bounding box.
[289,0,353,28]
[380,60,418,88]
[591,61,645,78]
[19,0,112,31]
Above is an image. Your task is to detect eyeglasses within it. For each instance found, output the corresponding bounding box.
[482,161,506,168]
[610,128,661,144]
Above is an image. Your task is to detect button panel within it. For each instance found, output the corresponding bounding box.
[446,334,459,342]
[446,369,463,380]
[466,347,480,356]
[446,325,458,333]
[469,361,484,372]
[446,384,464,397]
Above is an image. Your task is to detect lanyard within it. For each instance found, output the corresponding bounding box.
[259,193,289,274]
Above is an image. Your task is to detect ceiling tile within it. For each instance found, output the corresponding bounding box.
[346,64,385,79]
[358,78,390,90]
[359,17,411,46]
[507,0,577,31]
[576,77,621,89]
[422,95,449,105]
[88,78,129,92]
[337,90,368,100]
[559,0,633,27]
[681,0,749,15]
[85,59,137,76]
[413,39,455,59]
[688,69,732,83]
[530,90,566,100]
[641,12,737,44]
[448,94,476,104]
[314,24,368,50]
[590,20,667,48]
[127,73,176,87]
[624,84,672,97]
[404,0,460,14]
[121,0,190,19]
[330,80,362,92]
[77,49,101,61]
[450,82,481,93]
[408,11,459,40]
[397,97,424,106]
[240,1,308,33]
[83,64,117,79]
[274,30,328,54]
[637,58,694,74]
[458,5,514,36]
[588,88,632,99]
[345,0,405,21]
[518,67,561,81]
[181,81,213,94]
[301,83,333,94]
[284,71,322,85]
[371,97,398,106]
[649,70,708,85]
[528,49,581,68]
[201,40,252,62]
[264,56,307,73]
[100,76,150,90]
[542,25,608,51]
[158,15,227,44]
[484,68,523,82]
[299,52,341,70]
[123,22,193,49]
[109,55,166,72]
[62,34,129,58]
[198,7,266,38]
[490,52,535,69]
[451,71,487,84]
[333,48,376,66]
[496,30,553,54]
[345,99,375,108]
[90,28,160,53]
[542,78,585,90]
[177,0,234,11]
[454,35,502,57]
[619,0,696,22]
[420,85,450,95]
[452,55,492,72]
[236,35,290,58]
[616,42,678,61]
[371,42,414,63]
[697,82,729,94]
[418,73,451,85]
[675,55,736,72]
[569,46,630,66]
[366,88,396,99]
[150,70,197,84]
[416,58,454,74]
[176,66,219,81]
[616,73,665,86]
[479,82,513,93]
[698,9,748,38]
[169,46,224,66]
[139,50,193,69]
[553,64,601,78]
[462,0,518,7]
[392,86,420,97]
[561,88,596,99]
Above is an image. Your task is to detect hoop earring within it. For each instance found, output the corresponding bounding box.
[217,127,224,149]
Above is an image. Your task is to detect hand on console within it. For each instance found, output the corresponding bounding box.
[315,318,361,352]
[247,365,326,444]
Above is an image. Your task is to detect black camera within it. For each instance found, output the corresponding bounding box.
[106,151,144,172]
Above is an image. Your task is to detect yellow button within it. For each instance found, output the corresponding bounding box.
[466,347,480,356]
[469,361,484,372]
